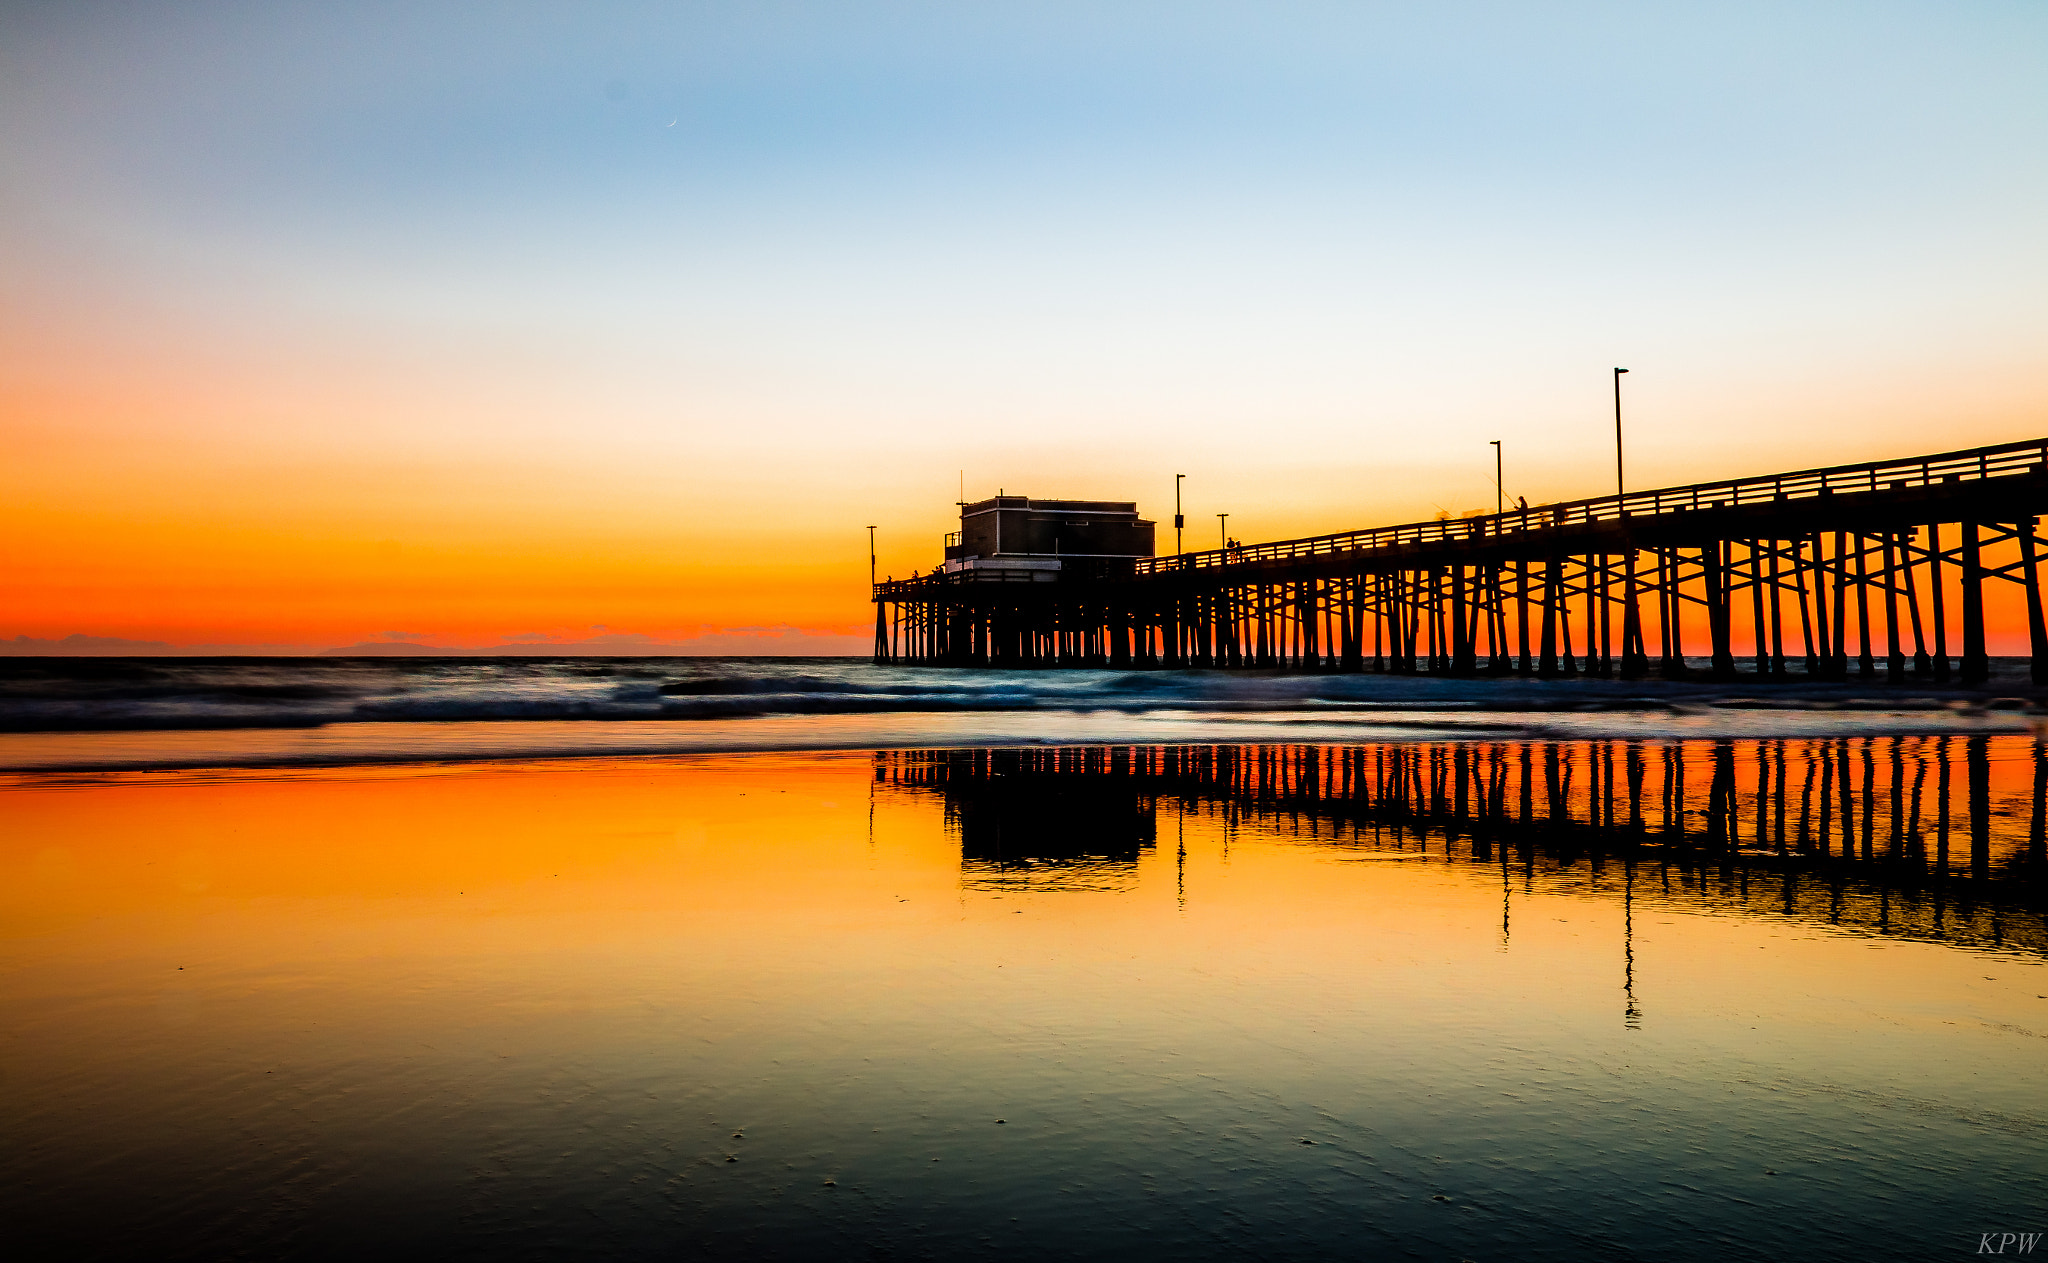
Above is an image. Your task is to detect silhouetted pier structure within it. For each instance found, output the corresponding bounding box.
[877,736,2048,955]
[874,439,2048,683]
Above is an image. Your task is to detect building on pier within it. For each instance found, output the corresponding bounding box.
[873,439,2048,684]
[939,496,1154,584]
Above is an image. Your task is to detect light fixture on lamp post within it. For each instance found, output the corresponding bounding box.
[1217,512,1229,548]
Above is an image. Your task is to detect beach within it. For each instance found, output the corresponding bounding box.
[5,668,2045,1259]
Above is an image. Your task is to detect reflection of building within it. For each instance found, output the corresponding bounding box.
[939,497,1155,584]
[875,737,2048,954]
[952,773,1156,864]
[881,748,1158,891]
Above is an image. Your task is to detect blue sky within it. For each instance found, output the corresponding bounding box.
[3,1,2045,644]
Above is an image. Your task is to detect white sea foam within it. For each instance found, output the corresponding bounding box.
[1,656,2040,772]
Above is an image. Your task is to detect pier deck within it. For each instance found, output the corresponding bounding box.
[874,438,2048,683]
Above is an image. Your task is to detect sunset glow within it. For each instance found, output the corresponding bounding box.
[5,3,2044,651]
[11,9,2048,1259]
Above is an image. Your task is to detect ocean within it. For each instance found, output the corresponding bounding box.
[4,658,2044,1260]
[2,655,2043,773]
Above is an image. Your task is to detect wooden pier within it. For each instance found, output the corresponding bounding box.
[873,438,2048,683]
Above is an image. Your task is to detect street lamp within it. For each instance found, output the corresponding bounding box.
[1613,367,1629,498]
[1489,440,1503,516]
[1174,474,1186,555]
[867,526,877,587]
[1217,512,1229,548]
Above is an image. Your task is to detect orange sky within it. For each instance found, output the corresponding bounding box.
[3,289,2042,652]
[2,4,2043,653]
[6,342,2042,653]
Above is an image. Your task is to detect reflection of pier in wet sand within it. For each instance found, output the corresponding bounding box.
[879,736,2048,955]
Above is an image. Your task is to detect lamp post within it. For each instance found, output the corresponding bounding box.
[867,526,877,587]
[1613,367,1629,498]
[1217,512,1229,548]
[1174,474,1186,555]
[1490,440,1503,516]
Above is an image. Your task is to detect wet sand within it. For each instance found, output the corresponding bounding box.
[4,743,2044,1259]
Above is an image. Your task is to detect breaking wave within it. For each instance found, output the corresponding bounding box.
[2,655,2041,736]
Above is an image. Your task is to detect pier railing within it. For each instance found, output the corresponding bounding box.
[873,436,2048,680]
[873,557,1132,598]
[1132,438,2048,576]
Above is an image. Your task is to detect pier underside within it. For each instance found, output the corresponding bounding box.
[875,440,2048,684]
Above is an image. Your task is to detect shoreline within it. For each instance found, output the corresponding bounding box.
[2,704,2041,778]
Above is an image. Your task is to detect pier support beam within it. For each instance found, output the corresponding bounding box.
[2022,517,2048,686]
[1961,522,1989,684]
[1706,541,1736,679]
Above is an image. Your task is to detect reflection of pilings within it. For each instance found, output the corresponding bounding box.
[1971,735,1992,879]
[887,738,2048,883]
[1708,742,1737,849]
[2035,743,2048,870]
[877,735,2048,952]
[1623,861,1641,1029]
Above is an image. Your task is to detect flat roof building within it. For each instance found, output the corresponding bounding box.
[941,496,1154,582]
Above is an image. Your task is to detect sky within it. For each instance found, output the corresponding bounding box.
[3,0,2044,653]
